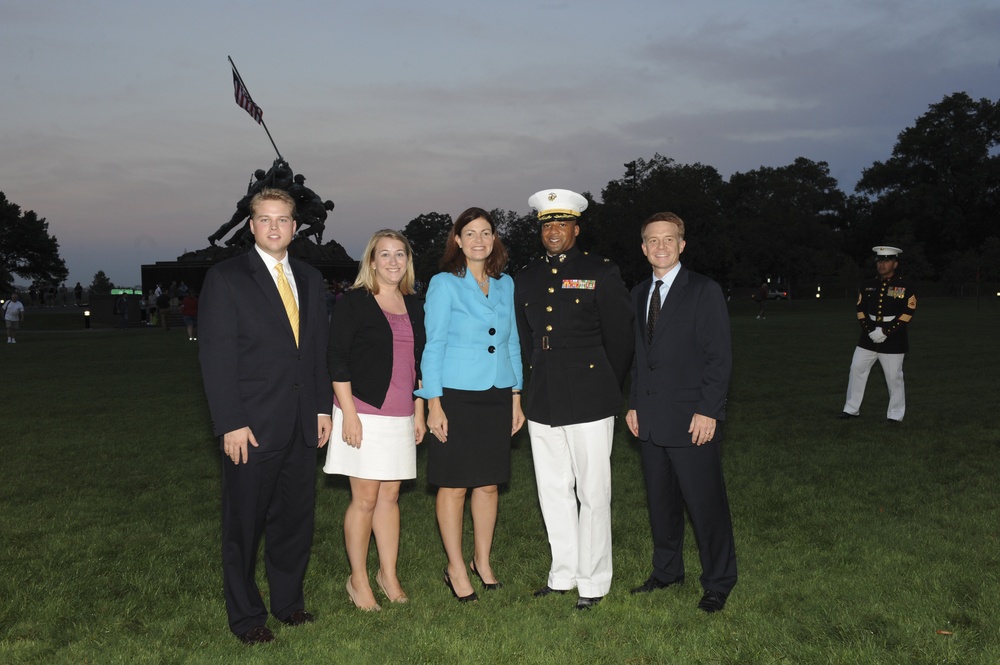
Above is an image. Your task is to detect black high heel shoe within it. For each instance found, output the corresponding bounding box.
[469,560,503,590]
[443,568,478,603]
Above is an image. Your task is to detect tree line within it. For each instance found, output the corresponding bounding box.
[403,92,1000,295]
[3,91,997,298]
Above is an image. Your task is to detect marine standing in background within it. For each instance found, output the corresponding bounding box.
[837,246,916,424]
[514,189,634,610]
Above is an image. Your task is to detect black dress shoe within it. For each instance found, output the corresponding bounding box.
[630,576,684,594]
[697,590,729,613]
[443,569,478,603]
[279,609,315,626]
[836,411,859,420]
[237,625,275,645]
[533,585,569,598]
[576,596,603,610]
[470,560,503,590]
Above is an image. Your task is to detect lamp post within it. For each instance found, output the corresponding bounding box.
[84,310,91,329]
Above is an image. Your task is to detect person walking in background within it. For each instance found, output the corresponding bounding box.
[325,230,426,611]
[180,291,199,341]
[626,211,737,614]
[4,293,25,343]
[837,246,916,424]
[156,290,171,330]
[416,207,524,603]
[753,283,768,319]
[514,189,634,610]
[74,282,83,306]
[199,188,333,645]
[148,289,158,326]
[114,293,128,329]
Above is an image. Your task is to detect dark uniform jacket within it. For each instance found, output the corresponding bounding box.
[514,246,634,427]
[855,274,916,354]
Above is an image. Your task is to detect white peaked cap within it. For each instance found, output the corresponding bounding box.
[528,189,588,220]
[872,246,902,257]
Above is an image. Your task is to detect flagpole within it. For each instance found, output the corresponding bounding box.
[228,56,283,161]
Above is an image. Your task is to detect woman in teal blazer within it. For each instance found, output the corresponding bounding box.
[415,207,525,602]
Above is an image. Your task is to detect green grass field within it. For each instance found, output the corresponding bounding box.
[1,296,998,664]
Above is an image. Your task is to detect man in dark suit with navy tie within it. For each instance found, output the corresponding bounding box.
[625,211,737,613]
[199,188,333,644]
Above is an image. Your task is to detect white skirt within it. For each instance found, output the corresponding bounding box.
[323,406,417,480]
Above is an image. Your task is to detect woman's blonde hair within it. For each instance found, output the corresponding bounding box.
[353,229,416,295]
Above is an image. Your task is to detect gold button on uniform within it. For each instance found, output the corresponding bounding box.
[548,287,555,293]
[551,268,558,274]
[545,325,552,332]
[546,306,552,312]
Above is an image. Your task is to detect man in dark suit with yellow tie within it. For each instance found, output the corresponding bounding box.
[625,211,737,613]
[199,188,333,644]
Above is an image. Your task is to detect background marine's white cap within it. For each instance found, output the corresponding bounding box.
[528,189,588,221]
[872,246,902,257]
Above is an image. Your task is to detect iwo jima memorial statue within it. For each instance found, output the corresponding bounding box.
[141,57,356,292]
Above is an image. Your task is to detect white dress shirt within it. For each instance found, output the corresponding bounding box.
[254,244,299,308]
[644,263,682,316]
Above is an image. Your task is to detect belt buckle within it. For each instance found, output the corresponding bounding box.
[542,335,550,350]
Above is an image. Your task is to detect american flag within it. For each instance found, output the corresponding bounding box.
[232,66,263,124]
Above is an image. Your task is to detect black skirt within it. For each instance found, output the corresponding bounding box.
[427,387,512,488]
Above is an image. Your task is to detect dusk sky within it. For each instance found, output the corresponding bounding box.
[3,1,998,287]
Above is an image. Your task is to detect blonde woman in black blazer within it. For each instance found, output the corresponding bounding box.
[324,229,426,611]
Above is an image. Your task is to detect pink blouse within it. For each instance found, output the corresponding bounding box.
[335,310,416,417]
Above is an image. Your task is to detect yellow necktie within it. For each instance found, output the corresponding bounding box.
[274,262,299,347]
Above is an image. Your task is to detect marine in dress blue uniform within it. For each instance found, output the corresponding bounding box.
[839,246,917,423]
[514,189,634,609]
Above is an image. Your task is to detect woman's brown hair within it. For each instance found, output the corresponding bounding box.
[438,207,508,278]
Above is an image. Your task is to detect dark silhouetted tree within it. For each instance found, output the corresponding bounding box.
[0,192,68,294]
[591,155,730,286]
[856,92,1000,278]
[89,270,115,295]
[492,208,537,276]
[725,157,848,291]
[402,212,452,284]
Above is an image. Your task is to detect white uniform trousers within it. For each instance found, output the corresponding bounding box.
[842,346,906,421]
[527,416,614,598]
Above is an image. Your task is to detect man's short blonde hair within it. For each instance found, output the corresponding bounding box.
[250,188,296,219]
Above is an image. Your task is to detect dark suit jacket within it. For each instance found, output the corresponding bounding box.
[327,288,425,409]
[629,267,731,446]
[199,249,333,450]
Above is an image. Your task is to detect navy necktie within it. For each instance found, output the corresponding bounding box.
[647,280,663,344]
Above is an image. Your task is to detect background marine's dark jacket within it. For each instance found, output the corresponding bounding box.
[855,274,916,354]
